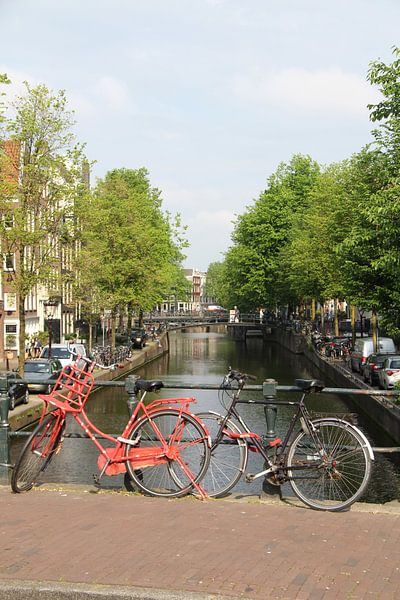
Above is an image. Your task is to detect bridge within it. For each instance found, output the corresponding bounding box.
[143,314,228,325]
[226,321,275,341]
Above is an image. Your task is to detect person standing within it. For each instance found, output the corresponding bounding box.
[33,338,42,358]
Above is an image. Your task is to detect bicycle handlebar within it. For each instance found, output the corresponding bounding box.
[225,367,257,384]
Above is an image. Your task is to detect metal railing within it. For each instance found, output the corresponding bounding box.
[1,375,400,483]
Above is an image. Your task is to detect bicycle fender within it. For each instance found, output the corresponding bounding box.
[311,417,375,461]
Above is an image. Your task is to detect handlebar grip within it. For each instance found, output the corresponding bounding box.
[227,369,256,382]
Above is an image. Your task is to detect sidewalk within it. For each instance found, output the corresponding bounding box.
[0,484,399,600]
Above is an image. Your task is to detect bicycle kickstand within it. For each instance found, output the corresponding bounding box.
[93,459,111,487]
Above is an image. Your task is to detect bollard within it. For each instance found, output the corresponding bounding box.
[0,373,11,483]
[125,375,139,417]
[263,378,278,438]
[261,378,281,499]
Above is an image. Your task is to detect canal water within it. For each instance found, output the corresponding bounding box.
[11,325,400,502]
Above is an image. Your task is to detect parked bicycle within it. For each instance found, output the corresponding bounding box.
[11,353,211,498]
[196,369,374,511]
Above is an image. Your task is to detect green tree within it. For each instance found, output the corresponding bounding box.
[0,82,87,372]
[204,261,226,305]
[77,168,187,348]
[367,46,400,176]
[222,154,320,313]
[0,73,10,125]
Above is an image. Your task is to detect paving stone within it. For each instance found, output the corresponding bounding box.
[0,485,399,599]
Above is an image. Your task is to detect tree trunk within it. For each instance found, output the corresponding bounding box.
[372,309,378,353]
[18,294,26,375]
[127,301,133,336]
[88,316,93,352]
[351,305,357,349]
[311,298,316,321]
[111,311,117,350]
[334,299,339,337]
[138,308,144,329]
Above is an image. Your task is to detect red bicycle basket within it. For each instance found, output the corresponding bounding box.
[42,360,95,412]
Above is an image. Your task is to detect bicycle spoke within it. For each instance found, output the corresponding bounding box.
[125,410,210,498]
[287,420,371,511]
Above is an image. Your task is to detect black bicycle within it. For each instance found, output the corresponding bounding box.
[196,369,374,511]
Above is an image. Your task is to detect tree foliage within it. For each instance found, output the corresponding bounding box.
[76,167,187,346]
[0,82,86,371]
[221,154,320,312]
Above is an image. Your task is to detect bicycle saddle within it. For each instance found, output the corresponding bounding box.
[294,379,325,393]
[134,379,164,392]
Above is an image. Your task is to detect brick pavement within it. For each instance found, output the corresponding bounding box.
[0,485,399,599]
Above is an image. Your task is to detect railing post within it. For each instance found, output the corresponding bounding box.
[263,378,278,438]
[261,378,281,499]
[125,375,139,416]
[0,373,11,483]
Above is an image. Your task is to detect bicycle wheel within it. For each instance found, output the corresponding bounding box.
[286,419,372,511]
[11,412,64,493]
[195,412,248,497]
[125,409,210,498]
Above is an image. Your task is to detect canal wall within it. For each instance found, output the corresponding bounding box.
[273,328,400,444]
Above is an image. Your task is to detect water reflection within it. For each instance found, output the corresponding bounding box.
[11,326,400,501]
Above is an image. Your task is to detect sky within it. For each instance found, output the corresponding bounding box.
[1,0,399,271]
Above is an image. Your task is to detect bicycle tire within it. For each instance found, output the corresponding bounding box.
[11,412,64,493]
[124,409,210,498]
[195,412,248,497]
[286,419,372,511]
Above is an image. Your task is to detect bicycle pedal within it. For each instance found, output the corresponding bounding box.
[245,473,255,483]
[92,474,101,486]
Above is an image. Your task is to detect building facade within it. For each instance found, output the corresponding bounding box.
[0,140,80,359]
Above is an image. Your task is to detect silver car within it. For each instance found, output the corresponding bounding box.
[378,355,400,389]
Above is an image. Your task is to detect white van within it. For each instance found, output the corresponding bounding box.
[350,337,396,373]
[40,343,88,367]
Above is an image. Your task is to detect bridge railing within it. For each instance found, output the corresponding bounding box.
[2,376,400,483]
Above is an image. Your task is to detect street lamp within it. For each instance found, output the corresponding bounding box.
[44,299,58,358]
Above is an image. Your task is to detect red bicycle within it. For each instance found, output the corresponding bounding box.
[11,355,211,498]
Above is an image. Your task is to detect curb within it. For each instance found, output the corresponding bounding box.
[1,483,400,515]
[0,580,246,600]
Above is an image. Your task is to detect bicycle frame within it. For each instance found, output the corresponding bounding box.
[39,391,204,482]
[213,386,334,483]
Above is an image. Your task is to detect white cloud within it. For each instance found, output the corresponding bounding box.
[184,209,236,269]
[94,76,131,111]
[68,91,97,117]
[188,209,235,229]
[232,66,382,116]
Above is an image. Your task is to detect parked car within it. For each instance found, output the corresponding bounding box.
[40,343,87,367]
[130,329,147,349]
[40,344,74,367]
[1,371,29,411]
[362,353,395,386]
[24,358,63,393]
[378,355,400,389]
[350,337,396,373]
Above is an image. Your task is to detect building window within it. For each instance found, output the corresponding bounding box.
[5,323,18,350]
[4,293,17,311]
[3,253,15,271]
